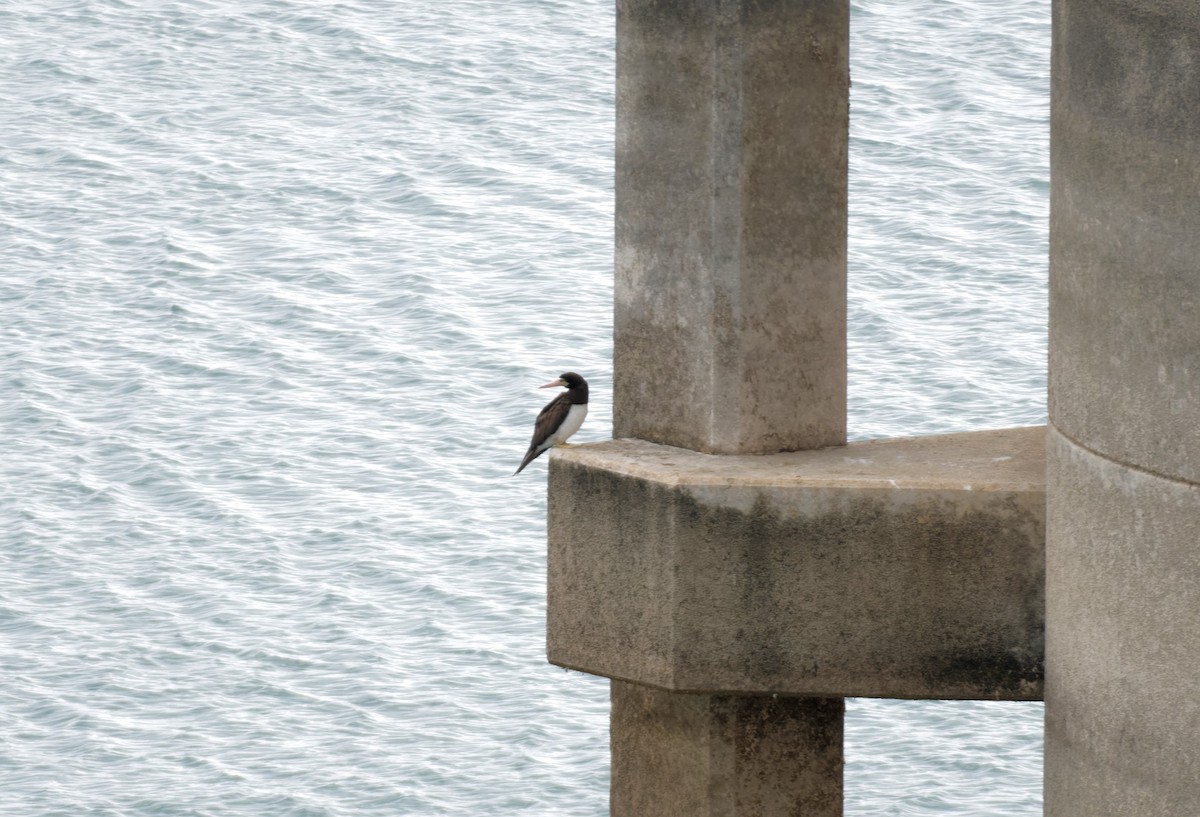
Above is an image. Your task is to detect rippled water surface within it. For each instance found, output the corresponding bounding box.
[2,1,1048,814]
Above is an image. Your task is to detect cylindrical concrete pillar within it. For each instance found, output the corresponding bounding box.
[613,0,849,455]
[1047,1,1200,813]
[611,681,843,817]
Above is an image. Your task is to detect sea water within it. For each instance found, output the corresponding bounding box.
[1,1,1047,814]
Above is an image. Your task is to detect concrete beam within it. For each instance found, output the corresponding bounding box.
[614,0,849,455]
[548,427,1046,700]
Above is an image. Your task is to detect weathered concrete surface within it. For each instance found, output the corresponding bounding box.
[614,0,848,455]
[1045,430,1200,816]
[611,681,842,817]
[1047,2,1200,812]
[1049,0,1200,484]
[548,427,1045,700]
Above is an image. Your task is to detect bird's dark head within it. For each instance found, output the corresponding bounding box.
[539,371,587,389]
[538,371,588,402]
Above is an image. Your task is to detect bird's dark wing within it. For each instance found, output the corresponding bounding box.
[514,392,571,474]
[531,393,572,449]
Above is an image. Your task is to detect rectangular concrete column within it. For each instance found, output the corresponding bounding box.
[612,681,843,817]
[592,3,851,814]
[614,0,849,455]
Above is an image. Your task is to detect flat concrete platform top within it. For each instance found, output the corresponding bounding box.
[551,425,1045,493]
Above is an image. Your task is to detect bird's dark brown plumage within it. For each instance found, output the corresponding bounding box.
[514,372,589,475]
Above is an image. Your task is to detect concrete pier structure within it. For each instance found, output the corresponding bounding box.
[548,0,1199,812]
[599,5,854,810]
[1046,1,1200,813]
[549,1,1048,814]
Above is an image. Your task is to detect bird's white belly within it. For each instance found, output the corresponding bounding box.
[550,403,588,445]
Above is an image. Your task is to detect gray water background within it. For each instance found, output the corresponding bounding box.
[2,1,1047,814]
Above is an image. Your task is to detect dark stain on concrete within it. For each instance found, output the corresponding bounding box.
[924,646,1042,698]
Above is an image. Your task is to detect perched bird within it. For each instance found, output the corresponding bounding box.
[514,372,589,475]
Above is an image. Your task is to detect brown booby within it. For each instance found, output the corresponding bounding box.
[514,372,589,475]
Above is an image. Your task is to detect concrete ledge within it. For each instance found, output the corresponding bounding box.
[547,427,1046,700]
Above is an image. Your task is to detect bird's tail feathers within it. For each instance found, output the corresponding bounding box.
[513,447,539,475]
